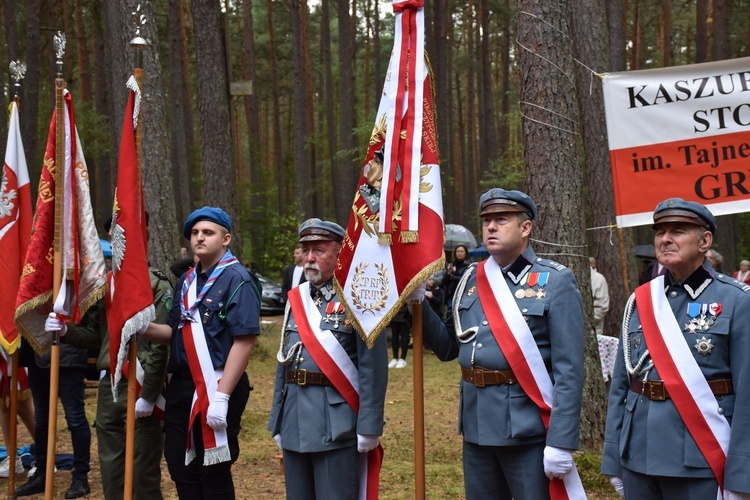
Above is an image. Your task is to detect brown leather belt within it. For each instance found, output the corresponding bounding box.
[461,366,517,387]
[630,378,733,401]
[285,369,332,387]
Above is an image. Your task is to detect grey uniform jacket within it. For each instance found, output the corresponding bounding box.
[267,279,388,453]
[602,262,750,492]
[422,245,585,449]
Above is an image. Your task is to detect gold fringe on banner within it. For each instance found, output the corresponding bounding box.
[400,231,419,243]
[378,233,393,246]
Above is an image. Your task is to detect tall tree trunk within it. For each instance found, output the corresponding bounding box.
[477,0,497,172]
[190,0,238,254]
[335,0,358,226]
[21,0,41,195]
[515,0,600,450]
[106,0,180,274]
[606,0,626,72]
[466,0,477,221]
[321,0,338,217]
[498,0,512,151]
[266,0,285,212]
[300,0,317,215]
[711,0,737,273]
[695,0,708,63]
[168,0,192,226]
[91,0,112,225]
[289,0,313,217]
[659,0,671,67]
[242,0,263,256]
[179,1,201,208]
[73,0,91,101]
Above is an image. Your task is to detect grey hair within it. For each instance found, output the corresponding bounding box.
[706,249,724,264]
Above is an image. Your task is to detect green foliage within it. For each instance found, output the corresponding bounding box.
[241,199,300,280]
[72,99,110,161]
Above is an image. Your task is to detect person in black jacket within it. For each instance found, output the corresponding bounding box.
[281,245,306,302]
[446,245,472,307]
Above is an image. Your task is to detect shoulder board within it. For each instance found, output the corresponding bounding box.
[150,268,170,282]
[535,259,567,272]
[714,273,750,293]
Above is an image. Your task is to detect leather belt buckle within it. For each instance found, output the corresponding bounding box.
[649,381,666,401]
[297,369,307,386]
[473,369,486,388]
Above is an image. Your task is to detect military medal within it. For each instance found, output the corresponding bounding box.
[694,336,713,355]
[467,286,476,296]
[325,302,345,328]
[515,288,525,299]
[535,272,549,300]
[524,288,535,298]
[684,303,702,333]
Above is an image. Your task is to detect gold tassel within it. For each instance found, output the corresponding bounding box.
[378,233,393,245]
[400,231,419,243]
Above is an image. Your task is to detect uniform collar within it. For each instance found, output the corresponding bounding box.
[664,262,713,300]
[310,278,336,303]
[502,245,536,285]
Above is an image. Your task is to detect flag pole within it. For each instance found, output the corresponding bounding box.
[412,302,426,499]
[8,59,26,499]
[124,7,148,499]
[45,32,67,500]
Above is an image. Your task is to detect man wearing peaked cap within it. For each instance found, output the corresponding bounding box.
[268,218,388,499]
[417,188,586,499]
[141,206,262,497]
[602,198,750,499]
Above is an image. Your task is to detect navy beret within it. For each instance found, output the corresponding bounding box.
[478,188,537,220]
[183,206,232,239]
[299,218,345,244]
[653,198,716,234]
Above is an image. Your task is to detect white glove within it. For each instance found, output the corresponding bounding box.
[542,446,574,479]
[407,283,427,304]
[273,434,282,451]
[725,491,750,500]
[45,312,67,336]
[609,476,624,497]
[206,391,230,430]
[135,398,155,418]
[357,434,379,453]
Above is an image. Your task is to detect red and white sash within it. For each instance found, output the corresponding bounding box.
[476,259,586,500]
[635,276,730,498]
[288,283,383,500]
[181,277,230,466]
[120,358,166,420]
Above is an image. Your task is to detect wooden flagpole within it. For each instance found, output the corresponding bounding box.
[124,7,148,500]
[412,303,426,499]
[45,31,67,500]
[8,60,26,498]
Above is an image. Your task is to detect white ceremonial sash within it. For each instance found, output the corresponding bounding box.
[478,258,586,500]
[637,277,730,498]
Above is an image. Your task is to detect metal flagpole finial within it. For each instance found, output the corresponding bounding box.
[53,32,66,77]
[130,4,148,49]
[10,60,26,100]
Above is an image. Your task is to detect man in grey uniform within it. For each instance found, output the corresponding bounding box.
[268,218,388,500]
[420,188,585,500]
[602,198,750,499]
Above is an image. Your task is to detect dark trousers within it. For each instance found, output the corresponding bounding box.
[391,322,410,360]
[282,446,359,500]
[28,362,91,480]
[622,467,719,499]
[164,372,250,500]
[463,440,548,500]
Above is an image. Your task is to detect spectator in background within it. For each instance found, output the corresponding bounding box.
[425,276,445,319]
[733,260,750,285]
[388,306,411,369]
[706,248,724,273]
[446,244,472,307]
[589,257,610,335]
[281,245,306,302]
[0,349,35,478]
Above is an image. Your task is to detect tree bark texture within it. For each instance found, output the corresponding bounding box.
[514,0,601,450]
[21,0,41,194]
[266,0,285,213]
[606,0,626,72]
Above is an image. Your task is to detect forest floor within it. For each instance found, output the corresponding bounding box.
[2,315,618,499]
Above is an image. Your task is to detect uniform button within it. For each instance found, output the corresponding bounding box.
[476,343,483,349]
[719,275,724,279]
[482,320,488,326]
[537,258,542,262]
[670,291,678,298]
[522,308,528,313]
[623,398,627,404]
[299,358,305,363]
[718,407,724,414]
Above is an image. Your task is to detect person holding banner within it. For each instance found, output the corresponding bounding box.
[419,188,586,500]
[602,198,750,499]
[141,206,261,499]
[267,218,388,500]
[47,218,172,499]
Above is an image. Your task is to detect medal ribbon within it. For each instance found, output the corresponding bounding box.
[476,259,585,500]
[287,284,383,499]
[179,250,238,327]
[527,273,539,287]
[635,277,730,496]
[537,272,549,288]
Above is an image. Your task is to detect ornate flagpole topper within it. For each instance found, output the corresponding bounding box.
[130,4,148,57]
[53,31,66,76]
[9,61,26,99]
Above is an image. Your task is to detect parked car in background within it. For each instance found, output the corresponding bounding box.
[255,272,285,316]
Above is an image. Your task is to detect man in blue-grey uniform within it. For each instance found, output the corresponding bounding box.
[267,218,388,500]
[142,206,261,499]
[419,188,585,500]
[602,198,750,499]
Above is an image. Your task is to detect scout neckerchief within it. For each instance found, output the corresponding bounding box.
[475,258,586,500]
[288,282,383,500]
[179,250,238,465]
[635,276,730,497]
